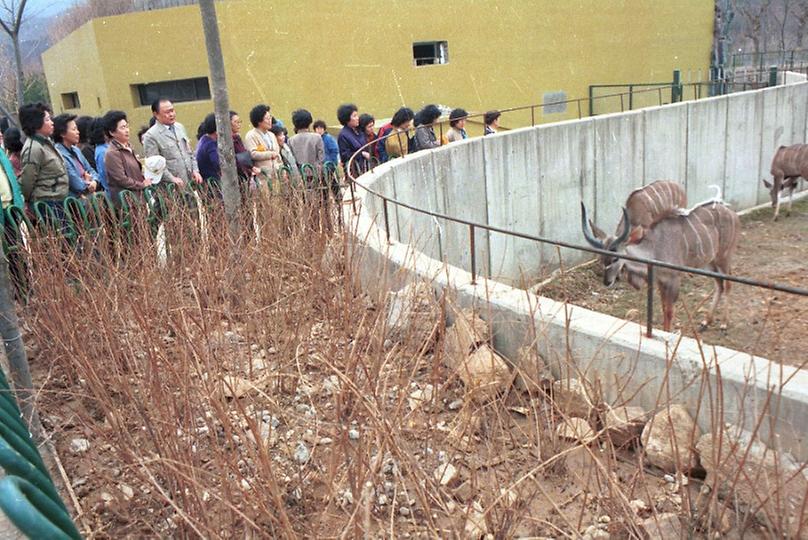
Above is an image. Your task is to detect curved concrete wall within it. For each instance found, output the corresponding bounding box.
[364,82,808,285]
[347,82,808,461]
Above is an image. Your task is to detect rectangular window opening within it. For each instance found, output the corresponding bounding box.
[413,41,448,66]
[132,77,211,107]
[61,92,80,110]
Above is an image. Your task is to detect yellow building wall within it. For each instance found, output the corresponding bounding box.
[42,22,110,115]
[42,0,714,146]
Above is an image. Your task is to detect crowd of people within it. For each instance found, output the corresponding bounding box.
[0,98,503,220]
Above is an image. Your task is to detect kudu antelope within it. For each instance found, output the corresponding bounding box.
[581,198,741,332]
[586,180,687,269]
[763,144,808,221]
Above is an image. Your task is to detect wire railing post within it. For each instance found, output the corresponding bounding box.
[348,177,357,214]
[646,263,655,338]
[382,198,391,242]
[469,224,476,284]
[531,105,535,126]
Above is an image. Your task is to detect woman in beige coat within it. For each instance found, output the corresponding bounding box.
[244,104,281,184]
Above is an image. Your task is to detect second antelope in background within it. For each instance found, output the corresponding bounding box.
[762,143,808,221]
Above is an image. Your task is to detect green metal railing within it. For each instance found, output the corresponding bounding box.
[0,365,81,539]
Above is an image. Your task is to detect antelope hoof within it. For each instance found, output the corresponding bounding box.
[698,320,709,332]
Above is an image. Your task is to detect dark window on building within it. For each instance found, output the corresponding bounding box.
[61,92,80,110]
[133,77,211,107]
[413,41,448,66]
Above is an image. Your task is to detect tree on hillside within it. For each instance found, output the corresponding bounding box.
[0,0,29,118]
[50,0,135,44]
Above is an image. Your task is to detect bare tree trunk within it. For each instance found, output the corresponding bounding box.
[11,32,23,109]
[199,0,241,241]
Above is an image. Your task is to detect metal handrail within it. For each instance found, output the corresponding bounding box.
[344,85,808,338]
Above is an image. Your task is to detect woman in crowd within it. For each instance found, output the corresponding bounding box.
[75,115,97,168]
[18,103,70,210]
[446,108,468,142]
[3,128,23,177]
[313,119,339,166]
[359,113,378,162]
[244,104,281,182]
[484,110,501,135]
[412,104,442,152]
[270,125,301,187]
[53,113,99,197]
[336,103,367,174]
[102,110,151,204]
[230,110,259,185]
[92,120,110,194]
[384,107,415,160]
[196,113,220,184]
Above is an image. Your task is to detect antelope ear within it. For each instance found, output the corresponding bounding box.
[762,178,772,189]
[628,226,644,244]
[588,219,608,241]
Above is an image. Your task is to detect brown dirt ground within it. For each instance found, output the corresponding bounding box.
[538,197,808,368]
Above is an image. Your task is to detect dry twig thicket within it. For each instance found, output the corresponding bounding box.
[16,186,808,538]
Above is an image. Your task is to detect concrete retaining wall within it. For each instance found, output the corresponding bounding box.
[367,81,808,284]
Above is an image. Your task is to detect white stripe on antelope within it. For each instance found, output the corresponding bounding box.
[581,199,741,332]
[762,143,808,221]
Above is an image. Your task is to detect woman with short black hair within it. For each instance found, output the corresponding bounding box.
[102,110,151,204]
[18,102,71,206]
[412,104,442,152]
[54,113,99,196]
[336,103,367,173]
[484,110,501,135]
[3,127,23,177]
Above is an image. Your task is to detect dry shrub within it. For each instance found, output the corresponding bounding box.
[16,187,807,538]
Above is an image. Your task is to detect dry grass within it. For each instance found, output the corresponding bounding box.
[14,187,805,538]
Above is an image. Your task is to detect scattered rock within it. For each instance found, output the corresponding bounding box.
[399,506,411,517]
[453,480,474,503]
[348,429,360,440]
[118,483,134,500]
[641,513,682,539]
[377,494,388,506]
[452,344,510,402]
[464,501,488,538]
[443,307,490,362]
[512,344,551,394]
[433,463,459,487]
[448,399,464,411]
[696,428,808,537]
[556,417,595,443]
[294,442,310,464]
[70,438,90,454]
[551,378,596,419]
[603,405,646,448]
[629,499,648,514]
[408,384,435,411]
[641,404,700,473]
[318,437,334,445]
[582,524,610,540]
[219,374,269,399]
[386,282,440,350]
[322,375,341,395]
[99,492,114,505]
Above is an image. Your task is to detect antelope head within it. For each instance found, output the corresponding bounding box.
[762,177,781,209]
[580,203,632,287]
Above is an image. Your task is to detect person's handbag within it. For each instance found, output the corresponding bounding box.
[236,151,253,168]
